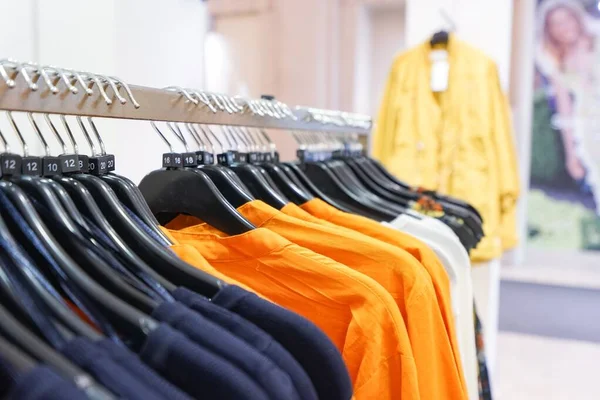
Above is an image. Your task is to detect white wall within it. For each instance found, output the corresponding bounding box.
[369,5,406,115]
[0,0,208,183]
[405,0,514,89]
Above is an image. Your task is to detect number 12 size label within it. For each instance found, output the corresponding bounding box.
[59,154,80,174]
[22,156,41,176]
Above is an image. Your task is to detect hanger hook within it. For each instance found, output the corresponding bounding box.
[7,112,30,156]
[86,117,107,156]
[219,94,235,114]
[83,71,112,105]
[191,124,212,153]
[109,76,140,108]
[42,114,68,154]
[12,60,38,91]
[184,123,203,150]
[26,112,52,157]
[24,63,59,94]
[150,121,174,153]
[48,66,78,94]
[100,75,127,105]
[164,86,198,105]
[187,88,217,113]
[167,122,189,152]
[76,116,99,156]
[222,126,238,151]
[0,60,16,88]
[238,127,256,152]
[200,124,222,153]
[6,111,28,155]
[69,70,94,96]
[58,115,79,154]
[0,124,10,153]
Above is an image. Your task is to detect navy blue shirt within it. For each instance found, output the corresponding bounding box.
[95,339,191,400]
[6,365,90,400]
[211,285,353,400]
[153,301,299,400]
[61,337,163,400]
[173,286,318,400]
[139,323,269,400]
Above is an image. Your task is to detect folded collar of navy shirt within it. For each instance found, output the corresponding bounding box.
[152,301,300,400]
[139,323,270,400]
[172,286,318,400]
[210,284,354,400]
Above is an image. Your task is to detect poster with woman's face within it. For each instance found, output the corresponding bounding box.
[529,0,600,250]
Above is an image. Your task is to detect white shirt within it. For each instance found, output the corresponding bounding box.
[383,214,479,400]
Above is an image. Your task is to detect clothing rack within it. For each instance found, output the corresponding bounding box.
[0,59,371,135]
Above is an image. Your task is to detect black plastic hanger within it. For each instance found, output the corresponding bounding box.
[0,248,74,348]
[8,176,159,311]
[360,157,483,242]
[300,161,397,220]
[76,116,173,244]
[430,30,449,46]
[0,333,37,375]
[102,173,172,243]
[52,176,177,292]
[74,173,226,296]
[281,162,384,218]
[367,157,483,219]
[146,120,256,227]
[325,159,409,215]
[199,165,256,208]
[0,184,120,341]
[344,157,411,206]
[0,181,158,346]
[230,163,288,209]
[0,303,115,399]
[262,163,313,204]
[139,167,256,233]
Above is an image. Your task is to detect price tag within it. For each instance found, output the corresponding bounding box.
[162,153,183,169]
[430,49,449,93]
[0,154,22,177]
[182,152,198,167]
[78,155,90,173]
[59,154,80,174]
[22,156,42,176]
[42,156,62,177]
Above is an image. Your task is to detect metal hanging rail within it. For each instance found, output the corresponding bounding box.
[0,59,372,135]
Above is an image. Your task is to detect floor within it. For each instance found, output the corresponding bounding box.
[495,261,600,399]
[496,332,600,400]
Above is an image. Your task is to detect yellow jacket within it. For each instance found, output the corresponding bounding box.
[373,37,519,262]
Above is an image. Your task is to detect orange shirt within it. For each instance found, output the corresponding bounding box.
[298,198,467,394]
[168,200,465,400]
[164,226,419,400]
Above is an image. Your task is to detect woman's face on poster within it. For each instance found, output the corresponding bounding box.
[547,6,583,45]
